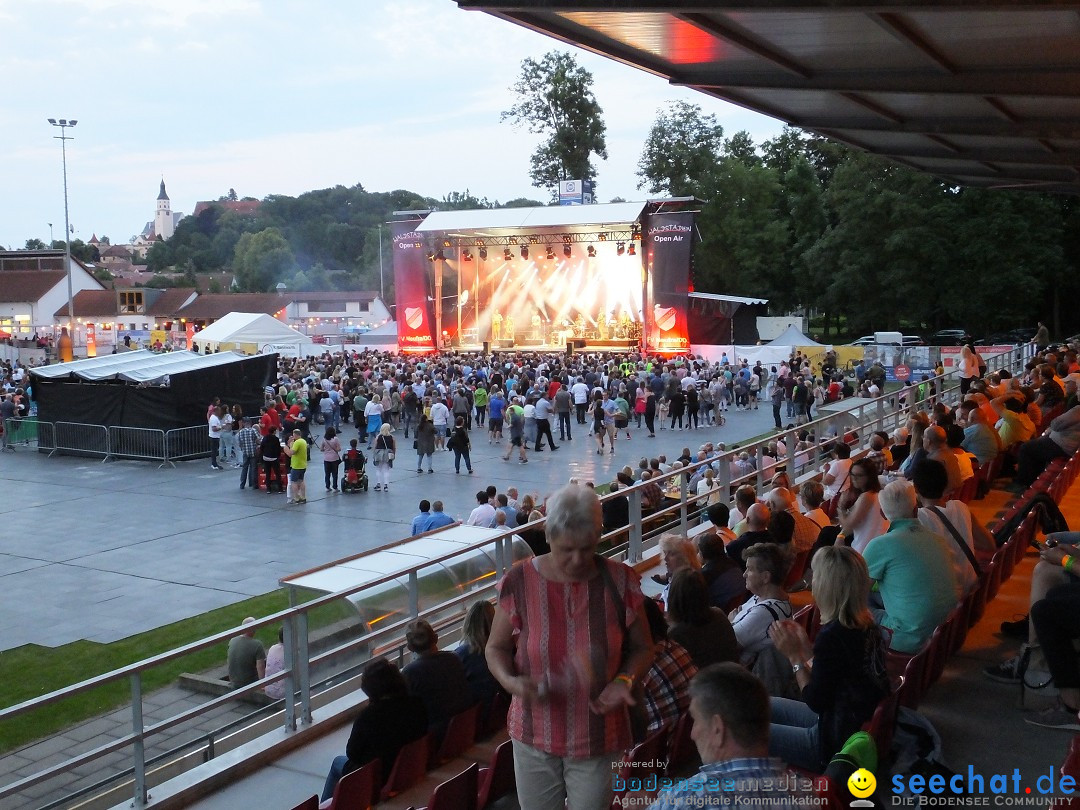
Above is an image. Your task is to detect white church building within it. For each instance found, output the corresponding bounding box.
[133,179,182,253]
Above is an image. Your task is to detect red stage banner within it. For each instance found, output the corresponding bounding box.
[391,220,436,353]
[644,211,693,354]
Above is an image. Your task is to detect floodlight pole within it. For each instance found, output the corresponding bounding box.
[47,118,77,330]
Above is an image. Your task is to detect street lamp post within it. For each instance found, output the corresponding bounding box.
[47,118,77,330]
[377,223,385,300]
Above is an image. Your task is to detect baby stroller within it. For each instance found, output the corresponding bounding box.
[341,447,369,493]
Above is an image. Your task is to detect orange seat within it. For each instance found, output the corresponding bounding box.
[434,703,479,766]
[477,739,515,810]
[381,733,432,801]
[419,762,478,810]
[319,759,380,810]
[291,796,319,810]
[666,712,698,776]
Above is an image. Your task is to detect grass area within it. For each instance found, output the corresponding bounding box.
[0,588,354,755]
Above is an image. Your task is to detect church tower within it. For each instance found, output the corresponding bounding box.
[154,179,175,240]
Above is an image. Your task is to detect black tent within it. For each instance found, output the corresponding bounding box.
[31,350,276,430]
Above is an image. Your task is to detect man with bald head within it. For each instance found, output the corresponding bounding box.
[922,424,963,497]
[725,503,773,569]
[766,487,820,554]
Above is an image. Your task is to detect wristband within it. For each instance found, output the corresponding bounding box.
[613,674,634,689]
[1064,555,1076,573]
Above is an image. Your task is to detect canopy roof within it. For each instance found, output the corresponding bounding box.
[766,324,824,347]
[459,1,1080,194]
[192,312,305,346]
[689,292,768,307]
[30,349,256,385]
[414,201,649,236]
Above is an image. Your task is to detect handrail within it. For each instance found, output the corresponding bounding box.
[0,342,1034,809]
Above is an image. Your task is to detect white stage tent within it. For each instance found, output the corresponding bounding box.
[192,312,319,357]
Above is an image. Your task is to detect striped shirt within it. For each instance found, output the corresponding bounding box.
[497,557,644,758]
[648,758,800,809]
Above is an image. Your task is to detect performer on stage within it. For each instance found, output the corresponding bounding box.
[531,310,542,341]
[575,313,586,337]
[504,315,515,342]
[597,312,609,341]
[491,311,502,341]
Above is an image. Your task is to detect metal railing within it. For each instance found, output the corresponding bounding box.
[0,344,1035,809]
[163,425,211,465]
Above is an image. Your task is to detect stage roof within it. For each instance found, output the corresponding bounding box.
[457,1,1080,194]
[689,292,768,306]
[30,349,254,385]
[414,201,649,235]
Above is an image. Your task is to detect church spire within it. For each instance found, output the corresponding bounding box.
[157,178,169,201]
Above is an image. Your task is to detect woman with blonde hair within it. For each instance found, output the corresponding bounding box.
[454,600,502,723]
[371,423,395,492]
[767,546,888,772]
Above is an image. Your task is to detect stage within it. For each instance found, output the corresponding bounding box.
[453,337,640,354]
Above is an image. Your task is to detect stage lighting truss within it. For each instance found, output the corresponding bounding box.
[426,230,636,258]
[462,249,473,261]
[563,244,572,258]
[545,245,555,260]
[503,248,514,262]
[479,247,488,260]
[520,244,529,260]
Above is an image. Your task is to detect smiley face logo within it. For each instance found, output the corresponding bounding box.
[848,768,877,799]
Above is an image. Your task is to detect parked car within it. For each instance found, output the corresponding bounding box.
[928,329,972,346]
[1007,327,1037,343]
[902,335,927,346]
[850,335,876,346]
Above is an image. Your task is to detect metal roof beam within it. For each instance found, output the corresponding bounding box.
[869,12,957,74]
[682,71,1080,97]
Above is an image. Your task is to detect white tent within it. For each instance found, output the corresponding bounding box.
[765,325,824,348]
[348,320,398,351]
[193,312,314,356]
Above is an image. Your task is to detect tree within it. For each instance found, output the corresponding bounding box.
[500,197,546,209]
[232,228,295,291]
[439,190,492,210]
[501,51,608,197]
[636,100,724,197]
[723,131,761,168]
[781,156,828,319]
[24,238,47,250]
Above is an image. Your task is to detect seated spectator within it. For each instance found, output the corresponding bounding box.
[321,658,428,801]
[517,509,549,556]
[639,598,698,738]
[945,423,977,484]
[696,528,747,611]
[920,425,963,497]
[960,401,1002,464]
[411,499,432,536]
[729,543,793,666]
[648,664,801,809]
[914,459,994,597]
[655,532,701,599]
[798,480,831,530]
[900,413,931,478]
[401,619,470,740]
[466,490,497,527]
[821,442,853,502]
[992,394,1035,448]
[264,627,286,700]
[726,503,773,568]
[766,487,820,554]
[836,458,890,554]
[602,481,631,534]
[1016,403,1080,486]
[453,600,502,725]
[227,617,265,689]
[666,569,739,668]
[730,485,759,535]
[865,433,888,475]
[862,481,961,654]
[767,546,889,772]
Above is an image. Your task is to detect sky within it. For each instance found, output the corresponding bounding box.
[0,0,785,250]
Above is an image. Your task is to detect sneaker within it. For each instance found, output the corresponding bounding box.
[983,652,1024,684]
[374,484,381,491]
[1001,616,1029,638]
[427,469,434,474]
[1025,704,1080,731]
[520,458,528,464]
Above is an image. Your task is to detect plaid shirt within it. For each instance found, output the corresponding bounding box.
[236,426,260,458]
[642,640,697,734]
[648,758,801,810]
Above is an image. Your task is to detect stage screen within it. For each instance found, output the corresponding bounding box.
[392,220,437,353]
[644,211,694,354]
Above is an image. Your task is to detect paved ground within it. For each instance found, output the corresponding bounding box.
[0,405,777,651]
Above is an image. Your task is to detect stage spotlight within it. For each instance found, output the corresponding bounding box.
[503,247,513,262]
[616,242,625,256]
[546,245,555,260]
[435,249,445,261]
[462,249,473,261]
[563,244,572,258]
[628,242,636,256]
[587,245,596,258]
[520,245,529,260]
[597,232,607,242]
[529,235,541,244]
[562,234,572,244]
[442,238,452,249]
[426,251,436,262]
[479,247,488,260]
[474,239,485,246]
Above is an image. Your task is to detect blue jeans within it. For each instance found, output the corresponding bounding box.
[768,696,821,772]
[322,755,348,802]
[239,454,257,488]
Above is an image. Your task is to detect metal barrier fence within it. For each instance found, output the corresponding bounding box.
[164,425,212,464]
[50,421,112,462]
[108,426,168,466]
[0,344,1037,809]
[2,416,46,451]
